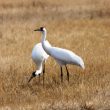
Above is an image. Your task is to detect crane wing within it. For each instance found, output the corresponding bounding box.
[49,47,81,65]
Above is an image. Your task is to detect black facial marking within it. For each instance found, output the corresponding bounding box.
[32,71,36,77]
[40,27,44,31]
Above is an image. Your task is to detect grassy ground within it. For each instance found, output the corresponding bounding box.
[0,0,110,110]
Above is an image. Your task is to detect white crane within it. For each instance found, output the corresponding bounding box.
[28,41,51,84]
[34,27,85,83]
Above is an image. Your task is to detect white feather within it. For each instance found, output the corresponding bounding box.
[40,28,85,69]
[32,41,51,75]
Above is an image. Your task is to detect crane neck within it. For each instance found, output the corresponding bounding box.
[35,64,42,76]
[41,30,47,42]
[41,30,51,55]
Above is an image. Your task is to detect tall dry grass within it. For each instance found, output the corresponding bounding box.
[0,0,110,110]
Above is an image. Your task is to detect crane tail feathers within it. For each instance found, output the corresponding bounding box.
[81,64,85,69]
[80,61,85,69]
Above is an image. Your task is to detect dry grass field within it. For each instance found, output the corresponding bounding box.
[0,0,110,110]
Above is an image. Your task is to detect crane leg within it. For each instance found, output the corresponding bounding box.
[43,61,45,74]
[39,74,40,83]
[65,65,69,83]
[43,61,45,87]
[60,66,63,83]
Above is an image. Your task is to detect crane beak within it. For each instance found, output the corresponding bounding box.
[28,71,36,83]
[34,29,40,31]
[28,75,34,83]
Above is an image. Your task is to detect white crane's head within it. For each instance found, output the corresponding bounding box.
[28,70,42,83]
[34,27,46,32]
[28,69,43,83]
